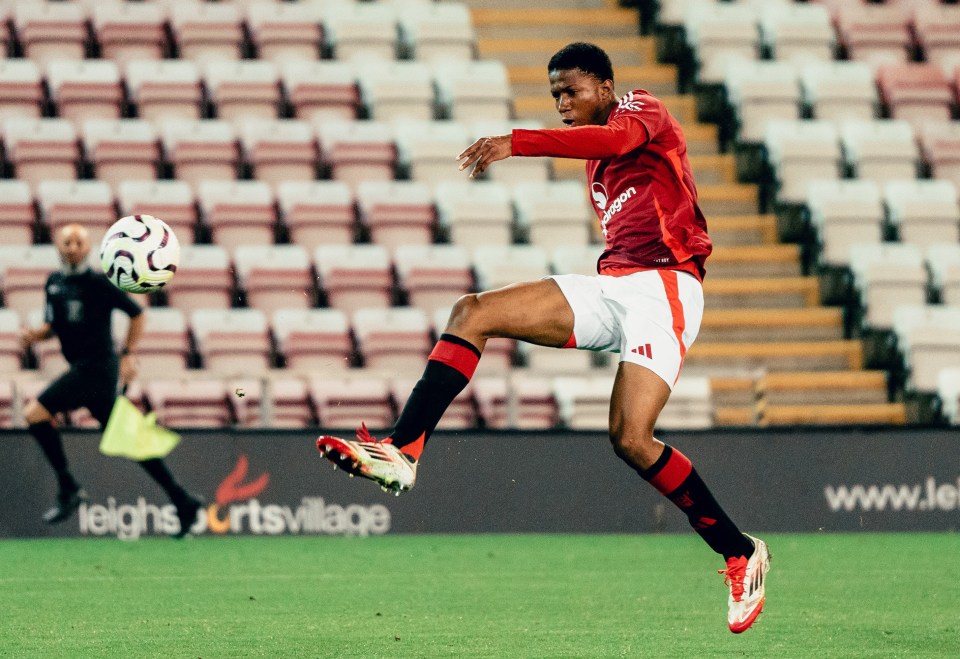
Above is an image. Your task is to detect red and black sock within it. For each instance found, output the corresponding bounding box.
[640,444,754,560]
[389,333,481,461]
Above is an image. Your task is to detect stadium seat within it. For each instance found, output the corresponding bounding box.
[45,59,123,122]
[807,180,884,267]
[393,120,471,184]
[239,118,318,187]
[115,306,190,375]
[92,1,167,65]
[918,121,960,189]
[397,1,475,62]
[472,374,558,429]
[469,120,551,184]
[164,244,234,314]
[759,2,834,62]
[14,1,87,67]
[125,60,204,122]
[473,244,550,292]
[309,375,394,429]
[391,376,475,429]
[764,120,841,205]
[314,244,393,313]
[683,1,759,85]
[204,60,282,123]
[849,242,928,330]
[3,118,79,190]
[229,376,314,428]
[357,60,436,122]
[877,63,954,130]
[281,60,359,123]
[191,308,272,375]
[927,244,960,308]
[659,376,714,430]
[24,308,67,376]
[169,2,244,64]
[197,180,276,251]
[162,119,240,190]
[393,244,473,315]
[892,304,960,394]
[355,180,436,248]
[512,181,592,248]
[36,180,115,250]
[276,180,356,251]
[0,308,23,373]
[0,244,59,318]
[0,59,43,120]
[435,181,514,246]
[724,59,801,143]
[834,3,912,68]
[800,60,878,122]
[550,245,603,277]
[0,379,14,427]
[552,375,614,429]
[353,307,433,372]
[233,244,315,315]
[322,2,398,61]
[432,60,510,121]
[840,119,918,185]
[245,1,323,62]
[315,119,396,189]
[0,180,37,245]
[272,307,354,373]
[913,3,960,78]
[936,366,960,424]
[884,179,960,250]
[143,378,231,428]
[117,180,198,245]
[82,119,160,189]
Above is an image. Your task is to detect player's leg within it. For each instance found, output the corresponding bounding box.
[28,370,87,523]
[317,278,575,489]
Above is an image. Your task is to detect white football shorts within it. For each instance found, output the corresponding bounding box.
[549,269,704,389]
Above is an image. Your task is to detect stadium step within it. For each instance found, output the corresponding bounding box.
[519,93,699,131]
[478,35,656,67]
[756,402,907,426]
[699,307,844,342]
[707,244,802,278]
[471,6,643,40]
[551,151,733,185]
[707,214,778,246]
[695,184,759,216]
[757,370,890,405]
[703,276,820,308]
[508,63,677,98]
[685,340,864,372]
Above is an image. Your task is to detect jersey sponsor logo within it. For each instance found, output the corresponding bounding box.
[591,182,608,210]
[617,91,646,113]
[599,186,637,237]
[630,343,653,359]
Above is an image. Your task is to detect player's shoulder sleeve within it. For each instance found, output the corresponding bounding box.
[93,272,143,317]
[611,89,670,144]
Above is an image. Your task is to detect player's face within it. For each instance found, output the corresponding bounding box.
[549,68,615,127]
[57,227,91,266]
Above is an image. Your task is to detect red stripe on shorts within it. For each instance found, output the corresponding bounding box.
[428,339,480,379]
[649,448,693,496]
[658,270,687,385]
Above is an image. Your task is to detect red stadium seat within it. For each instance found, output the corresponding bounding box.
[46,60,123,122]
[0,379,14,427]
[169,2,244,65]
[0,59,44,120]
[234,244,315,315]
[314,244,393,313]
[162,119,240,190]
[114,306,190,374]
[36,180,115,249]
[240,119,318,187]
[393,244,473,315]
[355,180,436,248]
[82,119,160,189]
[834,3,912,68]
[197,180,276,251]
[14,2,87,68]
[191,308,272,375]
[117,180,198,245]
[282,60,359,123]
[315,119,396,189]
[912,4,960,78]
[164,244,234,314]
[125,60,203,123]
[229,376,314,428]
[272,308,354,373]
[246,1,323,62]
[473,375,559,430]
[0,180,37,245]
[0,309,23,374]
[204,60,282,124]
[3,118,79,190]
[143,378,232,428]
[309,375,394,430]
[353,307,432,372]
[93,1,168,65]
[0,245,59,319]
[276,180,356,252]
[877,63,953,130]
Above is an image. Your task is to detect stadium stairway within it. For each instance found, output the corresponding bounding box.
[467,0,906,427]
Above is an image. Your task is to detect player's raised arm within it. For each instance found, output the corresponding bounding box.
[457,134,512,179]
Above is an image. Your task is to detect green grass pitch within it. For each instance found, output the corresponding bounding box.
[1,533,958,658]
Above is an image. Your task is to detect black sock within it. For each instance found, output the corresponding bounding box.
[29,422,79,494]
[138,458,188,504]
[389,333,481,460]
[640,445,754,560]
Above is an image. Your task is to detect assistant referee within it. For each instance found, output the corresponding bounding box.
[20,224,201,537]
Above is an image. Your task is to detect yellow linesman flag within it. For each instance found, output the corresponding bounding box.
[99,396,181,460]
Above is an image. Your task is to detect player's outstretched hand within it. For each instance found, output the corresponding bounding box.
[457,134,512,179]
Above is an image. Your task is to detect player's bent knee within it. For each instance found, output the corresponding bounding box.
[24,400,53,425]
[609,425,656,461]
[446,293,482,332]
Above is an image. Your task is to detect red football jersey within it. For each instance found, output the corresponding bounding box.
[511,88,712,280]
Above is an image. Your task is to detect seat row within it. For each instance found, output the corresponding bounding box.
[0,243,605,319]
[2,0,475,66]
[0,177,591,252]
[0,370,714,432]
[0,57,511,126]
[0,117,552,193]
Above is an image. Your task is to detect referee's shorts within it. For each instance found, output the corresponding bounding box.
[37,357,120,426]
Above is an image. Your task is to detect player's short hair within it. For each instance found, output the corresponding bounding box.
[548,42,614,83]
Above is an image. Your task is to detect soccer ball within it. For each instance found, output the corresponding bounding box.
[100,214,180,293]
